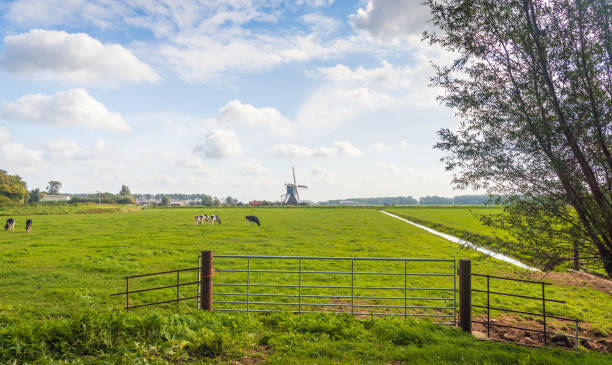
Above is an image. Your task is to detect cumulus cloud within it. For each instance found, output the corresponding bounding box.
[369,142,391,151]
[0,89,131,131]
[243,161,271,175]
[0,126,43,166]
[269,141,361,158]
[332,141,362,156]
[218,99,293,136]
[376,162,416,174]
[1,29,160,85]
[349,0,431,42]
[194,130,242,159]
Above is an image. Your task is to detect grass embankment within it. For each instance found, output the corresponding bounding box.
[1,310,609,364]
[1,207,610,362]
[0,203,143,216]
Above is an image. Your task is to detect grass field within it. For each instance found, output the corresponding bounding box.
[1,205,610,363]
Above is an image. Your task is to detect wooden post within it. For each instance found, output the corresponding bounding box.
[200,250,213,311]
[458,259,472,332]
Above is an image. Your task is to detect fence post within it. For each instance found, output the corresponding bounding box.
[200,250,213,311]
[458,259,472,332]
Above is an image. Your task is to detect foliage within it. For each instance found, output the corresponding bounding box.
[0,170,29,204]
[320,196,420,205]
[27,188,41,204]
[420,196,455,205]
[160,195,170,206]
[46,181,62,195]
[225,196,238,206]
[426,0,612,275]
[118,185,136,204]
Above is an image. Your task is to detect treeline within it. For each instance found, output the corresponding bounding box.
[319,195,497,205]
[320,196,419,205]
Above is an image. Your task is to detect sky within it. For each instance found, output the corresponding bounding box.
[0,0,472,202]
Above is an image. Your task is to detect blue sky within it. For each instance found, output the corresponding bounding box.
[0,0,471,202]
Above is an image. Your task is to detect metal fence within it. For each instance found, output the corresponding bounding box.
[110,266,200,310]
[203,254,457,324]
[471,273,584,350]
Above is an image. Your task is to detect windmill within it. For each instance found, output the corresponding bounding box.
[281,167,307,205]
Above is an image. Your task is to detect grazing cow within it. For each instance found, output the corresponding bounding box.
[201,214,210,224]
[211,214,221,225]
[194,215,201,225]
[245,216,261,226]
[25,219,32,232]
[5,218,15,232]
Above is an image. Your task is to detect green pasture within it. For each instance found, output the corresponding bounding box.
[0,206,610,363]
[384,206,509,238]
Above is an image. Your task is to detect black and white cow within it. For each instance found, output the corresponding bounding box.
[245,216,261,226]
[194,215,201,225]
[5,218,15,232]
[201,214,210,224]
[25,219,32,232]
[210,214,221,225]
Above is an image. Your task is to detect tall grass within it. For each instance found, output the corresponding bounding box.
[1,310,609,364]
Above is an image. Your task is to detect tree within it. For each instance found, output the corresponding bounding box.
[225,196,238,205]
[201,194,214,206]
[47,181,62,195]
[0,170,29,204]
[161,195,170,206]
[28,188,42,204]
[118,185,136,204]
[425,0,612,274]
[119,185,132,196]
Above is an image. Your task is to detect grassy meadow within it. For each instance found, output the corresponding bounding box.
[1,205,610,363]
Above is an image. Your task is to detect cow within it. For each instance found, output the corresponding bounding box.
[5,218,14,232]
[245,216,261,226]
[194,215,201,225]
[210,214,221,225]
[25,219,32,232]
[201,214,210,224]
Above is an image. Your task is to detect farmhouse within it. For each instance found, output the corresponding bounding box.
[249,200,263,206]
[40,195,71,203]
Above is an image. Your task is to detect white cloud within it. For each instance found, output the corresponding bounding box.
[0,89,131,131]
[349,0,431,42]
[376,162,416,174]
[194,130,242,159]
[269,144,321,158]
[243,161,271,175]
[0,126,10,141]
[269,141,361,158]
[218,99,293,136]
[302,13,341,35]
[0,127,43,166]
[155,32,358,83]
[369,142,391,151]
[376,162,401,172]
[332,141,362,156]
[1,29,160,85]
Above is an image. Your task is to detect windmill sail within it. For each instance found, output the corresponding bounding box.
[282,167,307,205]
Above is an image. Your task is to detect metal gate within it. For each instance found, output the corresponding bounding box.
[200,254,457,324]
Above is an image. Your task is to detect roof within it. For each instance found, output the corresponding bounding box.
[40,195,71,201]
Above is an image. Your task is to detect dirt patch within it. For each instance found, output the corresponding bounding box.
[528,271,612,298]
[472,314,612,353]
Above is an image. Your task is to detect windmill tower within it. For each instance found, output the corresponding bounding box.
[281,167,308,205]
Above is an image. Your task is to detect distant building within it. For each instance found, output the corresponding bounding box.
[249,200,263,206]
[136,199,158,206]
[338,200,359,206]
[169,200,187,206]
[40,195,71,202]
